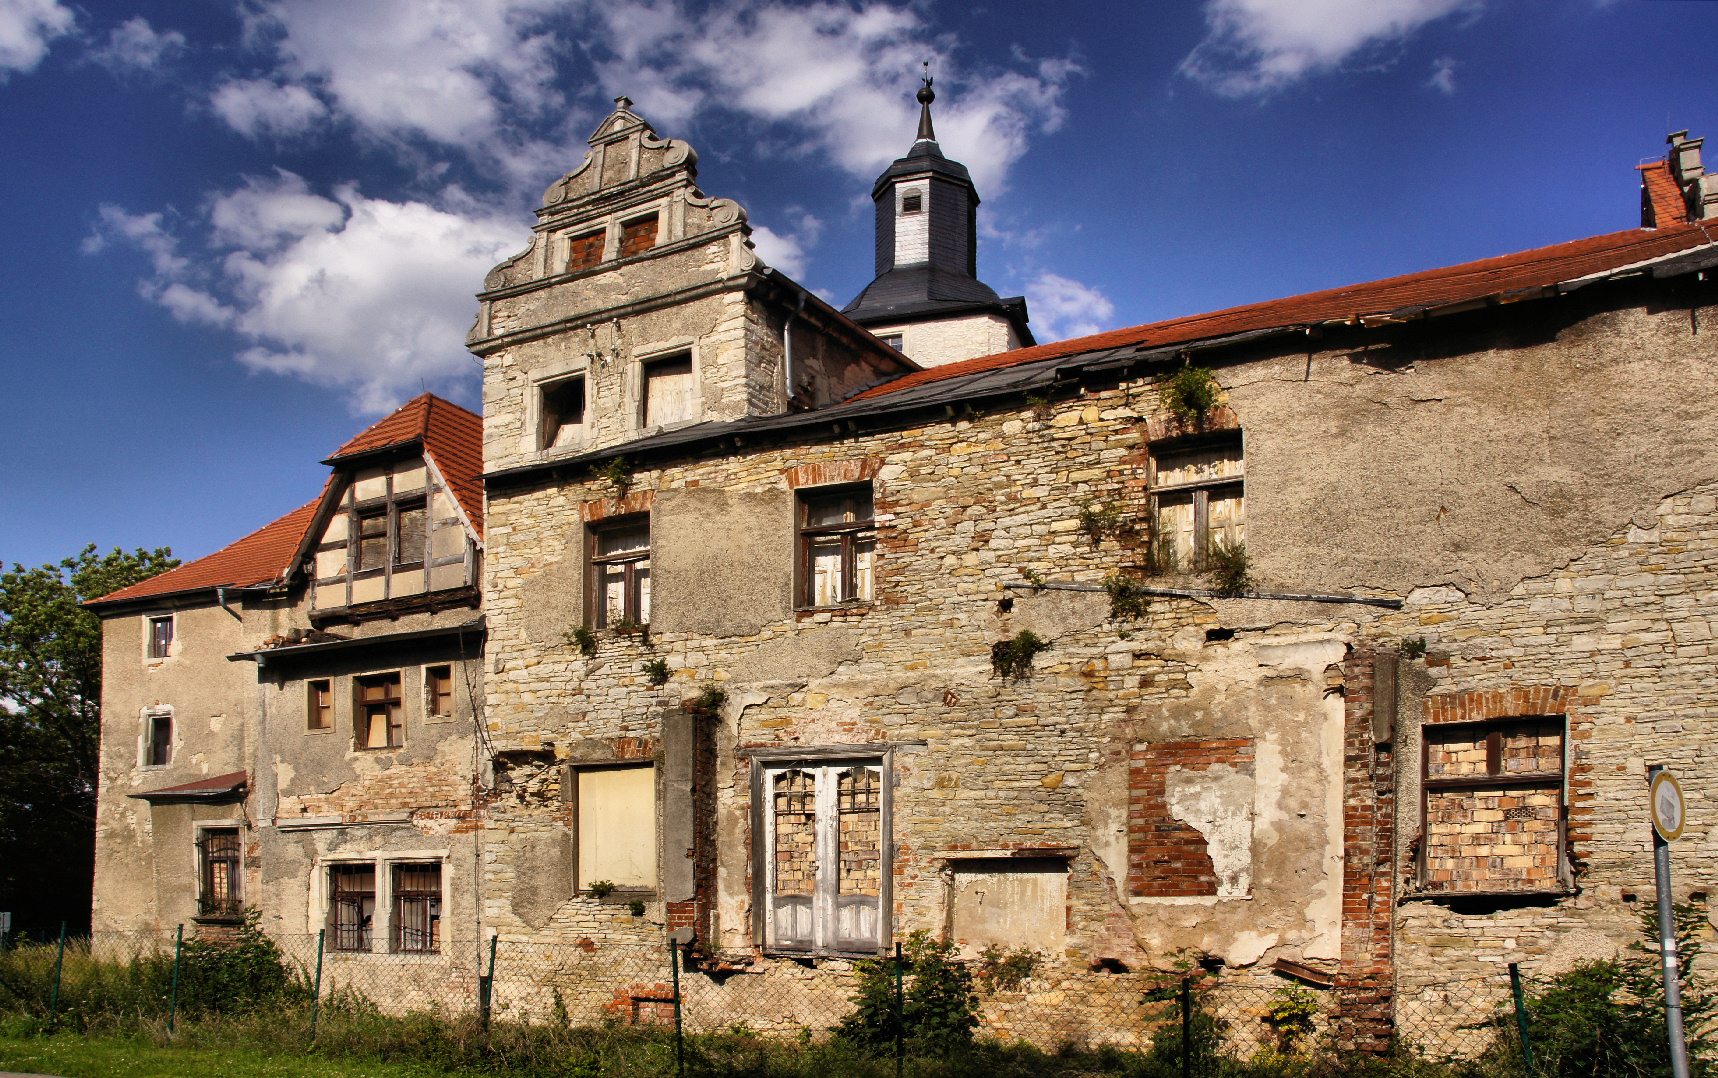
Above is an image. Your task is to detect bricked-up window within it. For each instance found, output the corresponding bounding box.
[1421,719,1567,894]
[565,229,604,272]
[145,710,172,767]
[307,680,333,731]
[762,759,887,953]
[591,518,650,628]
[197,828,242,919]
[575,765,656,890]
[539,375,586,450]
[331,864,375,951]
[392,863,441,953]
[355,673,403,750]
[618,214,658,257]
[643,354,695,427]
[148,615,173,659]
[1151,436,1244,572]
[426,666,454,719]
[799,485,876,607]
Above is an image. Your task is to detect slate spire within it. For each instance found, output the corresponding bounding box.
[916,65,937,145]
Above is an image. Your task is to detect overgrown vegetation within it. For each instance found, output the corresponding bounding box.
[1022,390,1055,422]
[585,880,616,899]
[641,657,671,686]
[838,931,979,1056]
[1077,502,1126,548]
[991,630,1050,680]
[1103,571,1152,621]
[1158,365,1222,422]
[563,626,598,657]
[687,686,726,717]
[1263,983,1320,1055]
[1204,539,1254,597]
[1399,636,1428,659]
[609,617,647,638]
[626,899,645,917]
[588,456,634,497]
[1020,567,1046,590]
[975,945,1040,993]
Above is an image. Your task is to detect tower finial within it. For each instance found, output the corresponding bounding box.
[915,62,936,143]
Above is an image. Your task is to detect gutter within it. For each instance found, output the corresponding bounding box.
[228,618,485,665]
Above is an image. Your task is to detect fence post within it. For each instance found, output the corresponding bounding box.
[479,934,497,1031]
[310,928,325,1042]
[1508,963,1535,1074]
[671,939,685,1078]
[167,924,184,1036]
[46,921,66,1027]
[1180,977,1192,1078]
[894,941,904,1078]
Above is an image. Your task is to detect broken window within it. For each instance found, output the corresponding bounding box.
[619,214,658,257]
[591,518,650,628]
[539,376,587,450]
[356,509,389,571]
[1421,718,1567,894]
[566,229,605,272]
[575,765,656,891]
[307,679,333,731]
[148,615,173,659]
[197,828,243,919]
[760,759,887,953]
[799,485,876,607]
[880,334,904,352]
[394,500,427,567]
[355,673,403,750]
[144,710,172,767]
[331,864,375,951]
[392,862,441,953]
[426,666,454,720]
[643,354,695,427]
[1151,436,1244,571]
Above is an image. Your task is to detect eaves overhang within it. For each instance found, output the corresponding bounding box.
[227,618,485,664]
[127,770,248,805]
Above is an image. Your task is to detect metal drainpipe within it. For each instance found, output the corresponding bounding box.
[783,289,806,405]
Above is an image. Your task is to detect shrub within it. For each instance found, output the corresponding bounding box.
[589,456,633,497]
[837,931,979,1056]
[586,880,616,898]
[1077,502,1125,548]
[563,626,598,657]
[175,910,304,1015]
[1399,636,1428,659]
[688,686,726,717]
[991,630,1050,680]
[1263,983,1319,1054]
[1159,366,1222,422]
[641,657,670,686]
[976,944,1040,992]
[1103,571,1151,621]
[1204,539,1253,597]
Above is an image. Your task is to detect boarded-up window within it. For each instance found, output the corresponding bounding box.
[619,214,658,257]
[356,510,389,571]
[539,376,586,450]
[799,485,876,607]
[307,680,333,731]
[950,858,1068,956]
[355,673,403,750]
[145,710,172,766]
[197,828,242,919]
[1152,437,1243,571]
[577,765,656,890]
[394,501,427,568]
[762,759,887,953]
[393,862,441,953]
[591,519,650,628]
[331,863,375,951]
[426,666,454,719]
[566,230,605,272]
[1422,718,1566,894]
[148,615,173,659]
[643,355,694,427]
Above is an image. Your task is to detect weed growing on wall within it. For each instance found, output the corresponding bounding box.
[1103,572,1151,621]
[563,627,598,657]
[1022,390,1055,422]
[589,456,633,497]
[976,945,1040,993]
[585,880,616,898]
[687,686,725,717]
[1204,539,1253,597]
[1077,502,1125,548]
[1159,366,1221,422]
[991,631,1050,680]
[641,658,670,686]
[1399,636,1428,659]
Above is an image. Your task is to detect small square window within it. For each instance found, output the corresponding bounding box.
[355,673,403,750]
[798,485,876,607]
[880,335,903,352]
[900,191,922,214]
[307,680,333,731]
[643,355,694,427]
[145,711,172,767]
[356,510,389,571]
[1151,437,1244,572]
[426,666,454,719]
[566,230,605,272]
[619,214,659,257]
[148,615,173,659]
[539,376,587,450]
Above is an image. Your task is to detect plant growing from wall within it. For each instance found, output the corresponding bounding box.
[586,880,616,899]
[991,630,1050,680]
[641,657,670,686]
[1204,539,1253,597]
[1020,567,1046,590]
[608,617,647,640]
[589,455,634,498]
[1076,501,1126,548]
[1263,983,1320,1054]
[1159,365,1222,422]
[563,626,598,657]
[626,899,645,917]
[837,930,979,1056]
[1399,636,1428,659]
[1022,389,1055,422]
[687,685,726,717]
[976,944,1041,993]
[1103,571,1152,621]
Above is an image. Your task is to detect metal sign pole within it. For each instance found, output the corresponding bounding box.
[1648,765,1691,1078]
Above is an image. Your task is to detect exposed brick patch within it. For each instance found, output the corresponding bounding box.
[1126,738,1253,898]
[1336,651,1395,1053]
[579,490,655,522]
[783,458,881,488]
[1424,686,1573,724]
[603,982,676,1022]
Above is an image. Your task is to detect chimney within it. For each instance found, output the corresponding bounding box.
[1666,131,1718,222]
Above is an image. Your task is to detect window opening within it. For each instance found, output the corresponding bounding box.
[539,376,587,450]
[148,615,173,659]
[1151,437,1243,571]
[308,680,333,731]
[900,191,922,214]
[394,500,427,567]
[1421,717,1566,894]
[619,214,659,258]
[355,673,403,749]
[643,355,695,427]
[762,759,886,953]
[591,519,650,628]
[566,230,605,272]
[145,711,172,766]
[576,765,657,890]
[331,864,375,951]
[392,862,441,953]
[197,828,242,919]
[880,335,904,352]
[356,509,389,571]
[426,666,454,719]
[799,485,876,606]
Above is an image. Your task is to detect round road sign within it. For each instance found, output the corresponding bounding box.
[1651,770,1685,842]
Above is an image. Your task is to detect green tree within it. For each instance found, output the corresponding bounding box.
[0,544,177,934]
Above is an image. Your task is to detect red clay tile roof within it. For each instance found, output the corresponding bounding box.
[854,173,1714,403]
[126,770,248,801]
[90,394,484,606]
[1640,160,1686,228]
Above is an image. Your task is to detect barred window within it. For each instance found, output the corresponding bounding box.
[392,863,441,953]
[197,828,242,920]
[1421,718,1567,894]
[331,864,375,951]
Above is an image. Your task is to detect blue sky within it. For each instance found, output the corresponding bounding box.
[2,0,1715,573]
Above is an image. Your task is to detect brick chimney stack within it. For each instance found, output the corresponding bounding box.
[1667,131,1718,222]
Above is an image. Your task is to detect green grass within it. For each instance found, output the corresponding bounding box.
[0,1032,453,1078]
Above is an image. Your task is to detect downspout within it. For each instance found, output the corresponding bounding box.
[783,290,806,407]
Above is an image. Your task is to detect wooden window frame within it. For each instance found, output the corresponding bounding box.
[144,709,172,767]
[330,863,376,952]
[353,672,404,751]
[307,679,334,731]
[425,665,454,720]
[797,483,877,609]
[537,374,587,451]
[589,516,650,629]
[147,614,174,660]
[641,353,695,428]
[900,191,922,214]
[1148,434,1244,572]
[196,827,243,920]
[391,862,441,953]
[315,456,470,612]
[1417,715,1569,895]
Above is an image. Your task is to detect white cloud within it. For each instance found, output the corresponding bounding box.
[211,78,327,138]
[0,0,73,81]
[1426,55,1457,95]
[1025,272,1114,342]
[88,16,186,74]
[1182,0,1479,97]
[86,173,527,413]
[749,209,823,279]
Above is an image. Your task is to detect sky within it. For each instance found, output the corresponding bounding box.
[1,0,1716,574]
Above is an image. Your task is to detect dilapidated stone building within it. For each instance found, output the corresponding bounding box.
[90,92,1718,1045]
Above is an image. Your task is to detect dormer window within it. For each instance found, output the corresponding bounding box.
[900,191,922,214]
[311,456,471,610]
[619,214,659,258]
[539,375,587,450]
[643,354,695,427]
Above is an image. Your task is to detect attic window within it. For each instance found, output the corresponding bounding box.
[619,214,658,257]
[539,375,587,450]
[566,230,605,272]
[881,335,904,352]
[900,191,922,214]
[643,354,695,427]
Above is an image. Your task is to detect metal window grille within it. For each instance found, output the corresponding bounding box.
[331,864,375,951]
[197,829,242,919]
[393,863,441,953]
